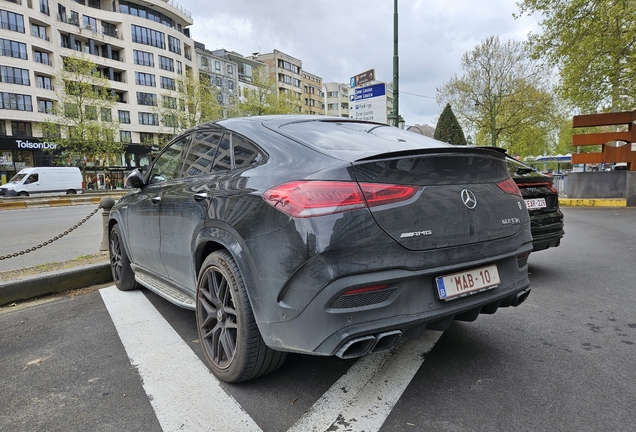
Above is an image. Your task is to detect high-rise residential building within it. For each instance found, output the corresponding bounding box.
[323,82,350,117]
[301,70,323,115]
[195,43,238,115]
[0,0,195,187]
[256,49,302,110]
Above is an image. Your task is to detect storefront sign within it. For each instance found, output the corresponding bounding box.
[15,140,57,150]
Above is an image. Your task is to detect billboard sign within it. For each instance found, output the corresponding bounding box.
[349,83,387,123]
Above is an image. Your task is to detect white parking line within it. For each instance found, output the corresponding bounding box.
[288,331,442,432]
[100,286,262,432]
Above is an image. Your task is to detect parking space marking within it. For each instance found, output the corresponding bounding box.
[100,286,262,432]
[288,331,442,432]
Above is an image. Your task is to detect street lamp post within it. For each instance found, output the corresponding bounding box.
[389,0,403,129]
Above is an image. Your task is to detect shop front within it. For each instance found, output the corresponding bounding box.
[0,137,58,185]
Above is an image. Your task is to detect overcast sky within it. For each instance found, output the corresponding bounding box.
[177,0,540,127]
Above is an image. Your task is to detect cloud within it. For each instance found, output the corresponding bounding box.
[179,0,538,127]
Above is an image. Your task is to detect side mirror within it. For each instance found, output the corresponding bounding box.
[126,168,146,188]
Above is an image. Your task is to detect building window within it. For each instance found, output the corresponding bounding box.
[31,24,48,40]
[101,108,112,122]
[11,121,32,136]
[138,112,159,125]
[0,92,33,111]
[216,93,223,103]
[227,64,233,75]
[135,72,156,86]
[293,78,301,87]
[168,35,180,55]
[82,15,97,31]
[120,130,131,143]
[38,99,54,113]
[131,24,165,49]
[119,0,176,31]
[137,92,157,106]
[34,50,50,65]
[118,110,130,124]
[0,38,27,59]
[176,61,182,74]
[0,121,5,135]
[278,74,292,84]
[40,0,50,15]
[140,132,154,144]
[328,103,338,110]
[160,76,175,90]
[133,50,154,67]
[1,66,30,85]
[0,10,25,33]
[102,22,117,38]
[215,60,221,71]
[162,95,177,109]
[159,55,174,71]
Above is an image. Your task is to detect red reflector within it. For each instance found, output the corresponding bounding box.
[264,181,418,218]
[343,284,390,296]
[496,178,522,197]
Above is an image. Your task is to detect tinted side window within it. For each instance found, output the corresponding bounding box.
[233,135,263,169]
[212,134,232,173]
[182,131,223,177]
[148,135,189,184]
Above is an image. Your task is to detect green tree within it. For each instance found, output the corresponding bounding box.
[40,56,121,180]
[156,70,223,139]
[232,67,301,116]
[436,36,560,157]
[434,104,467,145]
[516,0,636,112]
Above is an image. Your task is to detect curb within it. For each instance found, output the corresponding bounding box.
[0,192,126,210]
[0,263,112,307]
[559,198,627,207]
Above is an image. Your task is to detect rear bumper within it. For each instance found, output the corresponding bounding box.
[257,245,531,356]
[530,211,564,251]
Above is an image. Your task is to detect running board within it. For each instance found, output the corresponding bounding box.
[135,272,196,310]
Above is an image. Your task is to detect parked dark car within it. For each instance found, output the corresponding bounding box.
[506,157,564,251]
[109,116,533,382]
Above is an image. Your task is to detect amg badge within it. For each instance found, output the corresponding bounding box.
[400,230,433,238]
[502,218,521,225]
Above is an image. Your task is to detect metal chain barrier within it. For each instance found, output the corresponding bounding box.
[0,204,103,261]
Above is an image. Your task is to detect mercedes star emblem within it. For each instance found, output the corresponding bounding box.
[461,189,477,209]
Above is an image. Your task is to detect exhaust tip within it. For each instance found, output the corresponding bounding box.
[371,330,402,353]
[336,336,376,359]
[511,288,531,307]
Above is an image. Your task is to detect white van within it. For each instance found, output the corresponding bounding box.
[0,167,84,197]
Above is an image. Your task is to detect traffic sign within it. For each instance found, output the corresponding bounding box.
[350,69,375,88]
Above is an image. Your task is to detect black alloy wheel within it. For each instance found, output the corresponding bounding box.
[109,224,139,291]
[196,251,287,383]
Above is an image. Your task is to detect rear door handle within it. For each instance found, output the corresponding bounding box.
[151,195,162,204]
[193,192,208,202]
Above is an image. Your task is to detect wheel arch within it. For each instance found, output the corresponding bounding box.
[194,228,263,323]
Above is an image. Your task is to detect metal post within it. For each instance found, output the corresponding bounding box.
[392,0,399,126]
[100,196,116,251]
[491,95,497,147]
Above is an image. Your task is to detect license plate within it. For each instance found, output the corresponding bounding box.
[524,198,547,210]
[435,264,500,301]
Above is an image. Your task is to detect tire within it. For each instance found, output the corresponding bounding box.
[66,189,77,195]
[196,251,287,383]
[17,191,28,197]
[109,224,139,291]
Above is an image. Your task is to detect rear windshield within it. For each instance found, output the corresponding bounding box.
[506,158,548,179]
[279,121,449,152]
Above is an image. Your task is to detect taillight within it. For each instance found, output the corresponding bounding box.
[263,181,418,218]
[517,181,558,194]
[342,284,390,296]
[496,178,522,197]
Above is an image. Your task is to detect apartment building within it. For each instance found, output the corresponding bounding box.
[0,0,195,186]
[209,48,267,104]
[323,82,350,117]
[256,49,302,109]
[301,70,323,115]
[195,43,238,115]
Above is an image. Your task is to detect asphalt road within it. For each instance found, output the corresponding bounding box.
[1,207,635,431]
[0,205,105,272]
